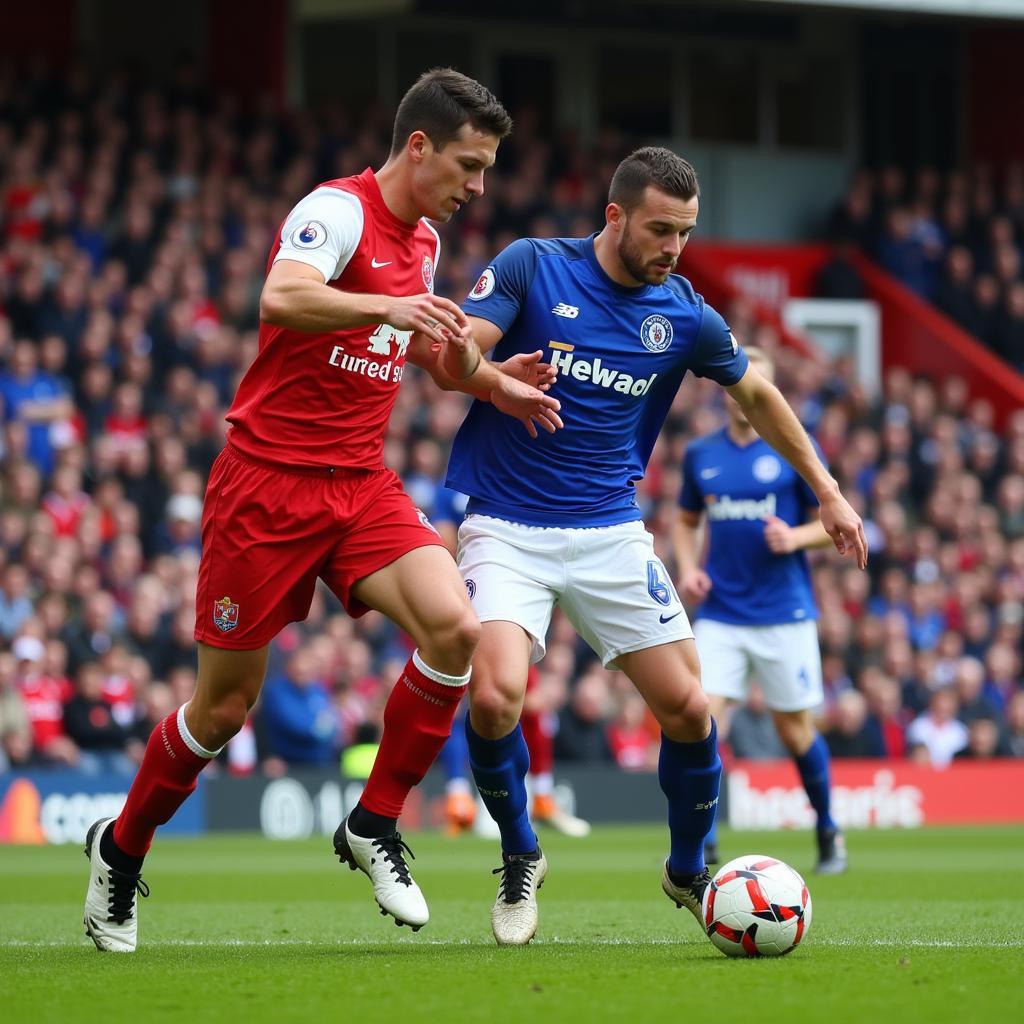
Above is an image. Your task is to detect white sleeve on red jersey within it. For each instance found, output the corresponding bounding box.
[273,186,365,282]
[423,220,441,293]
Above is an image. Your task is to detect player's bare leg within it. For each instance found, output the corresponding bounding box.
[84,644,269,951]
[333,546,478,930]
[773,708,847,874]
[617,640,720,928]
[467,621,546,946]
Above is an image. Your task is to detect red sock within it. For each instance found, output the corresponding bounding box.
[521,708,553,776]
[113,708,213,857]
[360,653,469,818]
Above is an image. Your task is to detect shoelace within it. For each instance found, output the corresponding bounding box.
[372,833,415,887]
[107,869,150,924]
[493,856,537,905]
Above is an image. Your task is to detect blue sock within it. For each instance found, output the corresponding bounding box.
[439,712,470,786]
[465,719,537,855]
[794,734,836,833]
[659,718,722,878]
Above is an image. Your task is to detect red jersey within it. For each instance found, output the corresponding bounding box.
[18,674,73,749]
[226,168,441,468]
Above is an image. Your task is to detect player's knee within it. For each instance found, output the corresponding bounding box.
[656,681,709,742]
[204,691,251,746]
[469,675,521,737]
[435,608,481,668]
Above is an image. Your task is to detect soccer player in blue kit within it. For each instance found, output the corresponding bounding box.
[674,345,848,875]
[430,148,866,946]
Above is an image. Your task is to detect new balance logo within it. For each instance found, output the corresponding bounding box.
[552,303,579,318]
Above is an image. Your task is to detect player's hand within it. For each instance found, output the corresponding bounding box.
[680,568,712,604]
[432,322,482,380]
[498,351,558,391]
[819,490,868,569]
[763,515,797,555]
[382,293,467,347]
[490,374,563,438]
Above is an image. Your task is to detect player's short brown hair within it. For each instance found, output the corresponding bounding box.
[391,68,512,155]
[608,147,700,211]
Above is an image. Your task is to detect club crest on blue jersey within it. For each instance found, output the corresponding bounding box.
[753,454,782,483]
[640,314,673,352]
[468,267,496,300]
[291,220,327,249]
[213,596,239,633]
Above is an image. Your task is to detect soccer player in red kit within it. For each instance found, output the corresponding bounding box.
[82,69,562,952]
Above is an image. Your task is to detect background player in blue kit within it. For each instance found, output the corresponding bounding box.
[674,346,848,875]
[422,147,866,946]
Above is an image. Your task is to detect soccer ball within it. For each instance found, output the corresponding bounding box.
[701,854,812,957]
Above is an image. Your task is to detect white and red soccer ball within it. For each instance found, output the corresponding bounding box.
[701,854,812,957]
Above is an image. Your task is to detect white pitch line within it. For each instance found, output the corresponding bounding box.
[3,937,1023,950]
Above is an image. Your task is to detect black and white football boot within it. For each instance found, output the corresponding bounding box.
[333,817,429,931]
[82,818,149,953]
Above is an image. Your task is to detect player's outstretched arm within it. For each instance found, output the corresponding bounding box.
[726,366,868,569]
[763,513,833,555]
[407,316,563,437]
[260,260,467,347]
[673,508,712,604]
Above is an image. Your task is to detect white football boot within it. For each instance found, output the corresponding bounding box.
[490,849,547,946]
[83,818,149,953]
[661,860,711,928]
[333,818,429,930]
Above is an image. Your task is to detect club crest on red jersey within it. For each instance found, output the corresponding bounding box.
[422,255,434,292]
[213,596,239,633]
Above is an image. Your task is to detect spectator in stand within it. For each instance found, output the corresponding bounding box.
[0,649,33,771]
[824,689,884,758]
[954,718,1008,760]
[953,657,1003,724]
[0,562,34,640]
[906,688,969,767]
[259,645,340,768]
[12,633,78,766]
[0,339,74,476]
[726,682,787,760]
[860,669,907,759]
[1006,692,1024,757]
[554,666,614,763]
[63,661,135,775]
[606,692,658,770]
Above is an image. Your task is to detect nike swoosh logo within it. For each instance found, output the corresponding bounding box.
[371,258,392,268]
[701,468,721,479]
[660,611,683,624]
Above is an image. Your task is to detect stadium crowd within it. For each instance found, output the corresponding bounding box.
[829,164,1024,370]
[2,66,1023,779]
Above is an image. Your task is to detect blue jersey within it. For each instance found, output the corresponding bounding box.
[446,235,748,527]
[679,429,821,626]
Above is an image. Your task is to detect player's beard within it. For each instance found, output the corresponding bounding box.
[617,222,673,285]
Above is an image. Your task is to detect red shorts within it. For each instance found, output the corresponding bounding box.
[194,445,447,649]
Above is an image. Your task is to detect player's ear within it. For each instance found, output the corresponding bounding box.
[407,131,431,163]
[606,202,626,233]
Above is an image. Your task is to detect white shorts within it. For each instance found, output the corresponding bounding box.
[693,617,823,712]
[456,515,693,668]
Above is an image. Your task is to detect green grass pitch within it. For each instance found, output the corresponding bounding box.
[3,825,1021,1024]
